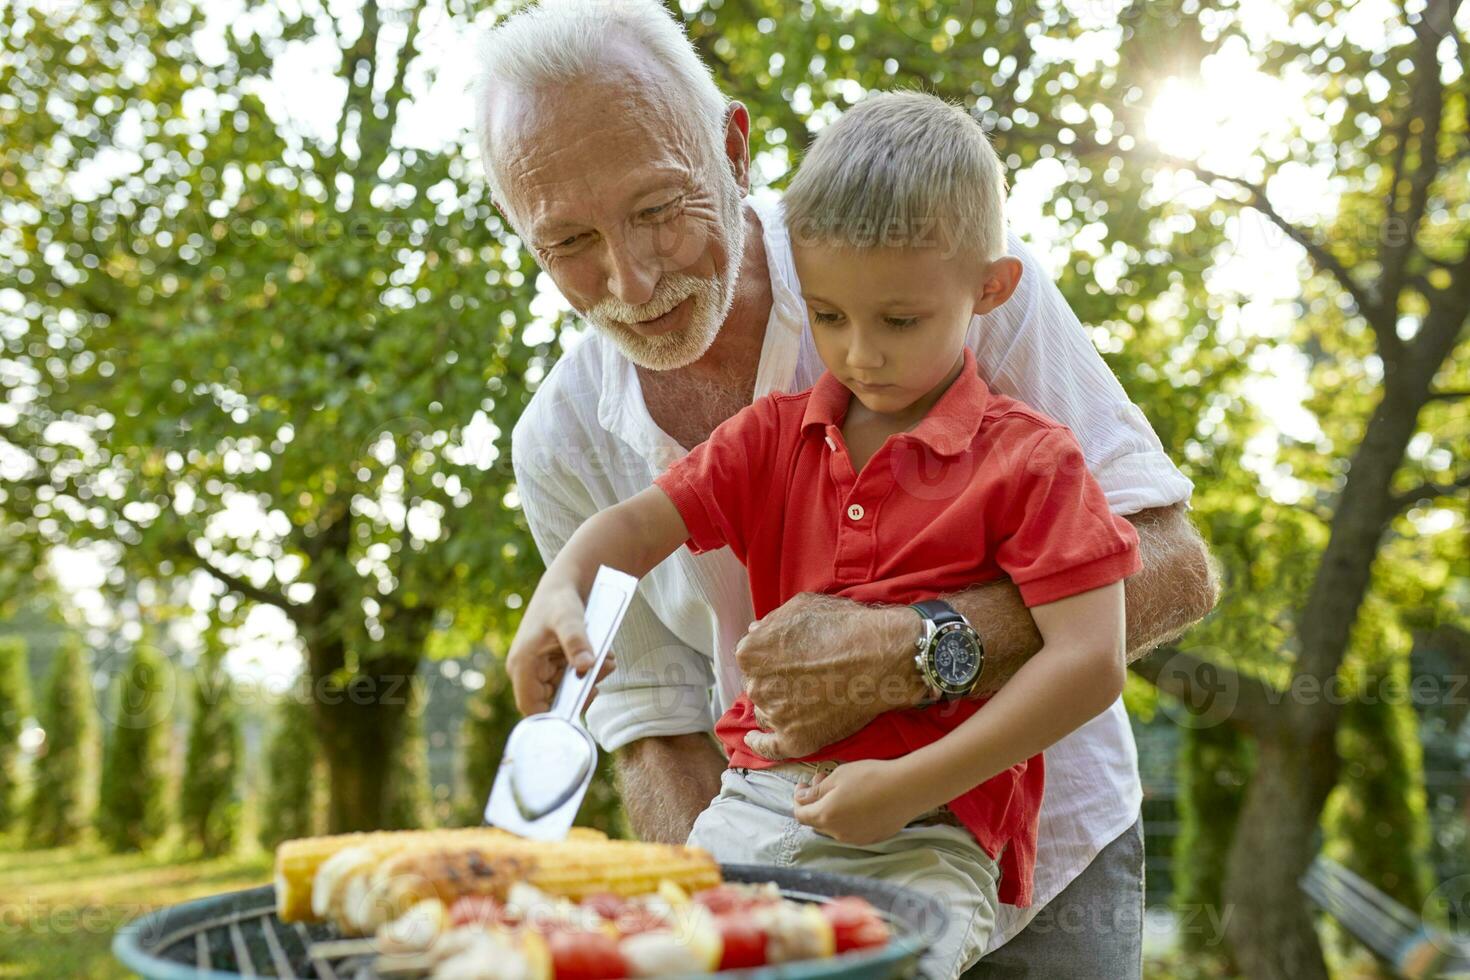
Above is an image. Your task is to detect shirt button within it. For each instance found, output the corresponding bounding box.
[847,504,865,521]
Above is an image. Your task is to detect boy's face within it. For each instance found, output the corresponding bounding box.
[793,243,1021,416]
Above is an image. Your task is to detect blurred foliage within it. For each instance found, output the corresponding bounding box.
[383,678,433,830]
[257,690,322,849]
[96,642,169,851]
[179,633,241,856]
[0,636,29,832]
[1324,657,1434,913]
[24,639,95,848]
[1173,722,1252,965]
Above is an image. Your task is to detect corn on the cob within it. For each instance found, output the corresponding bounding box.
[363,838,721,929]
[274,827,610,922]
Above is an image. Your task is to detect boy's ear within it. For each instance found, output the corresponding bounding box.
[973,256,1023,315]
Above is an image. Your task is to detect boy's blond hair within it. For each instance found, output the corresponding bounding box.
[784,91,1007,261]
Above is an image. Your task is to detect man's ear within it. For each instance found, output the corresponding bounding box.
[724,101,752,193]
[973,256,1023,315]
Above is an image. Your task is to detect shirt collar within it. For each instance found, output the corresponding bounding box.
[801,347,991,457]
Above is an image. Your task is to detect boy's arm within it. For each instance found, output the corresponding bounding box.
[505,487,690,715]
[792,580,1127,841]
[889,580,1127,813]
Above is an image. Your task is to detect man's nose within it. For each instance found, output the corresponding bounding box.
[604,234,660,308]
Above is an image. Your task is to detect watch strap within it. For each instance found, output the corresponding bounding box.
[911,599,964,627]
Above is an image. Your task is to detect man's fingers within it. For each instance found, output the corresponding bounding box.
[743,730,790,761]
[506,644,548,716]
[574,655,615,712]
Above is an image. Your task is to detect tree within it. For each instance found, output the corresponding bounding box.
[179,638,241,855]
[258,691,322,850]
[96,643,169,851]
[1128,0,1470,972]
[0,636,31,832]
[0,0,547,831]
[25,639,95,848]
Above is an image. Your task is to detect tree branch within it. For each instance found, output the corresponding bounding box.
[1427,389,1470,401]
[171,541,299,617]
[1379,0,1451,324]
[1392,471,1470,512]
[1130,646,1284,737]
[1155,156,1389,351]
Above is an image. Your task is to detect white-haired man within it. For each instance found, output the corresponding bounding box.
[486,1,1218,975]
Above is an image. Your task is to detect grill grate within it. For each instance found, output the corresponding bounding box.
[135,891,357,979]
[116,867,946,980]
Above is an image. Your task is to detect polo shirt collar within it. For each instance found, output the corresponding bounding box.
[801,347,990,457]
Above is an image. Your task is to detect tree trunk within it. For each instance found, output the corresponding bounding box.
[1223,727,1339,980]
[317,655,418,832]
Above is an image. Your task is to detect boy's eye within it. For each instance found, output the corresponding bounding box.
[885,316,919,329]
[811,310,845,324]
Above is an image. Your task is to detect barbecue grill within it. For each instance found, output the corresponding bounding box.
[114,864,947,980]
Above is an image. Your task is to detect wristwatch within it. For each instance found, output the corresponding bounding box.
[911,600,985,700]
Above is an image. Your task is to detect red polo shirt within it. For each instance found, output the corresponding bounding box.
[653,348,1141,907]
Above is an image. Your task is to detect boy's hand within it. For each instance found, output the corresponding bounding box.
[505,580,616,716]
[791,760,925,845]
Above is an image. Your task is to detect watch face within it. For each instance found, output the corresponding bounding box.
[933,628,981,688]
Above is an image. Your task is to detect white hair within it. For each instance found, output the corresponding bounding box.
[474,0,728,206]
[784,91,1008,262]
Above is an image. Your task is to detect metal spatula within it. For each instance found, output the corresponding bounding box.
[484,566,637,840]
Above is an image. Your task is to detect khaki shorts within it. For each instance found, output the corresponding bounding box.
[687,764,1002,980]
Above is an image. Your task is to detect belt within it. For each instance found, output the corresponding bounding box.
[755,761,964,828]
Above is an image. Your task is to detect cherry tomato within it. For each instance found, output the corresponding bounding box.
[580,893,628,922]
[547,929,629,980]
[694,885,778,916]
[820,897,890,953]
[715,912,768,970]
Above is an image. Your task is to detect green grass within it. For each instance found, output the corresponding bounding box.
[0,843,271,979]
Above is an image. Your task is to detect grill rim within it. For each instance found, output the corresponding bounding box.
[114,864,948,980]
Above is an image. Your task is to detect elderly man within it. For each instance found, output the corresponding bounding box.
[484,1,1217,976]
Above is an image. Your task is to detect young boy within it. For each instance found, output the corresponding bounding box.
[507,91,1140,979]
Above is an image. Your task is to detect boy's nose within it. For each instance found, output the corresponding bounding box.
[846,331,885,370]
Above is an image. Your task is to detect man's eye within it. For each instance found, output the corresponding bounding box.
[639,199,679,220]
[545,232,589,253]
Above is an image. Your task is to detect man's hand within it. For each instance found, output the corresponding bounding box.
[505,580,616,716]
[737,593,927,761]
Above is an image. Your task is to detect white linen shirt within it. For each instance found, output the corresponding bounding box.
[510,193,1194,949]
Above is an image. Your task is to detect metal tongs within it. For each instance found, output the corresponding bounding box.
[483,566,637,840]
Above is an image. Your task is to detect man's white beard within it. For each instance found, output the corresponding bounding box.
[583,179,747,372]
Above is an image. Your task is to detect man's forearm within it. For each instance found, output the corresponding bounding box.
[940,503,1219,697]
[613,732,726,844]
